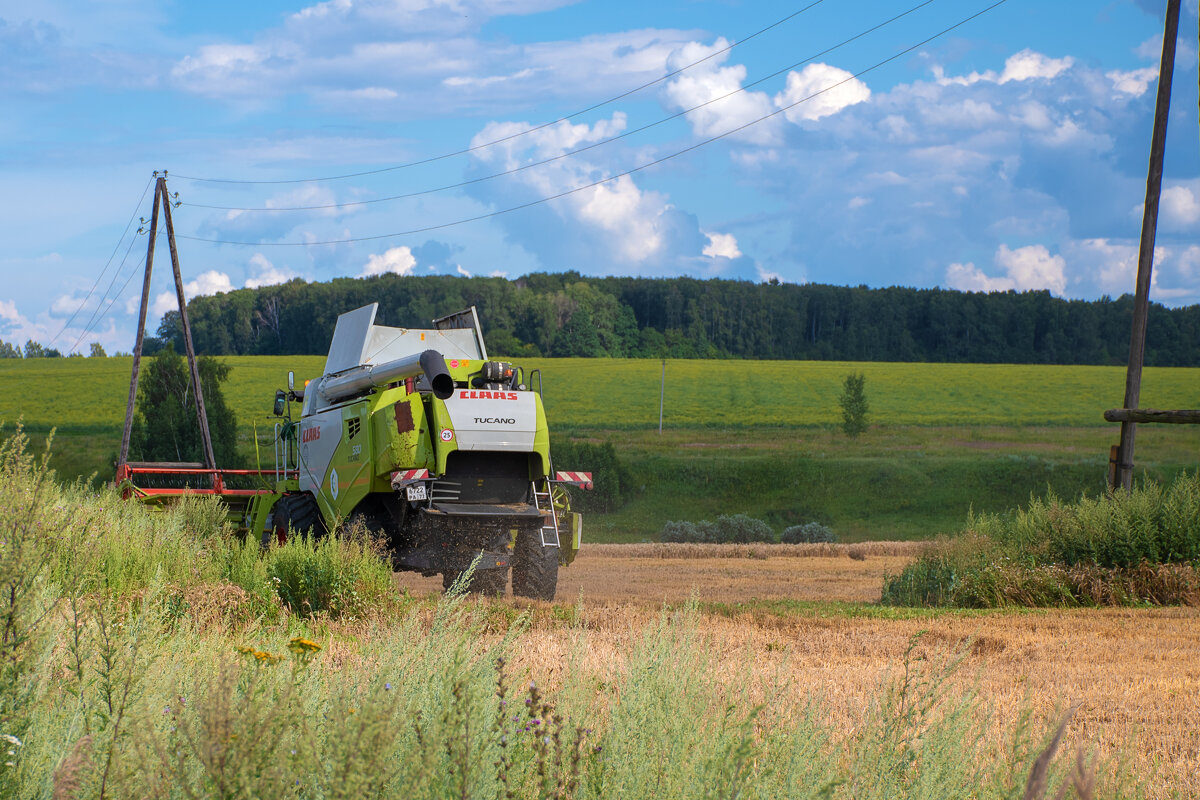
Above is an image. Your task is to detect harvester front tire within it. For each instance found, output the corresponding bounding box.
[265,493,327,547]
[512,530,558,601]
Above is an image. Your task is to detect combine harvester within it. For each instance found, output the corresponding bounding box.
[118,304,590,600]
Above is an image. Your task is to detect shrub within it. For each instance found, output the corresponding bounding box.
[266,534,396,619]
[883,472,1200,608]
[713,514,774,543]
[659,515,773,544]
[780,522,837,544]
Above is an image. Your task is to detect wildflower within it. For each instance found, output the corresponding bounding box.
[288,637,322,655]
[384,683,392,691]
[0,736,20,747]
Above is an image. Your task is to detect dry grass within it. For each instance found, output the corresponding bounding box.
[390,551,1199,798]
[489,603,1200,800]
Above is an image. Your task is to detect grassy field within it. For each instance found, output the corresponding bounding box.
[2,438,1193,799]
[2,356,1197,541]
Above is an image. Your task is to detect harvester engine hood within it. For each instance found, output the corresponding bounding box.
[442,388,538,451]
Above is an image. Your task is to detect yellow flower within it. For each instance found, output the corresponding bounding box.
[288,637,322,655]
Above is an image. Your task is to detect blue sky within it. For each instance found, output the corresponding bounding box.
[1,0,1197,353]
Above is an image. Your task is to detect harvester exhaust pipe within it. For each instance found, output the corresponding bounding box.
[315,349,455,405]
[419,350,454,400]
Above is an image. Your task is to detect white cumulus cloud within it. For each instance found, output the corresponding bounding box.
[702,232,741,259]
[1160,185,1200,228]
[661,39,778,145]
[361,246,417,277]
[151,270,235,319]
[999,50,1074,83]
[945,244,1067,295]
[775,63,870,122]
[1107,67,1158,96]
[934,49,1074,86]
[244,254,297,289]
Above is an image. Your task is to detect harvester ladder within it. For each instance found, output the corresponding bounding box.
[532,481,560,548]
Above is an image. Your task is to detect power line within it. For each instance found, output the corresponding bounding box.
[67,228,147,354]
[183,0,936,214]
[169,0,830,185]
[177,0,1011,248]
[48,178,153,349]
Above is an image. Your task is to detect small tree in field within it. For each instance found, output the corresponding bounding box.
[839,372,869,438]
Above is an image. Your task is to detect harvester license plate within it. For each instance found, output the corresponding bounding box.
[406,484,427,501]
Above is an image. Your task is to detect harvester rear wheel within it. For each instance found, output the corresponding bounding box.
[264,493,327,547]
[512,529,558,601]
[442,567,508,596]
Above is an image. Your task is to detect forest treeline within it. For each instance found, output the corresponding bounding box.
[149,273,1200,366]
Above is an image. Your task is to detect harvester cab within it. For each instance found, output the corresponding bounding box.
[256,303,589,600]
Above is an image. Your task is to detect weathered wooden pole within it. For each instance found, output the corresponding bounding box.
[160,176,218,473]
[118,177,162,470]
[1114,0,1180,492]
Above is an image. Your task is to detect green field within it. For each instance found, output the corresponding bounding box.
[2,356,1196,541]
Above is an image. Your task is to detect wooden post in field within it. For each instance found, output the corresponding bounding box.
[118,177,162,470]
[1114,0,1180,492]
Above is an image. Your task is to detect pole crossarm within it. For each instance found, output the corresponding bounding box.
[1105,409,1200,424]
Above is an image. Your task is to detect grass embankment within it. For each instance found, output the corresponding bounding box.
[0,426,1138,799]
[883,471,1200,608]
[2,357,1197,541]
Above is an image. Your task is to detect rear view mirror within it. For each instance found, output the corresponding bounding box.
[273,389,287,416]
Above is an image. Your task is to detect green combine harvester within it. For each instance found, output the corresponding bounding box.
[118,304,590,600]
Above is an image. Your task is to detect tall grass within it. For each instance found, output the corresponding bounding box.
[0,426,1131,797]
[883,472,1200,608]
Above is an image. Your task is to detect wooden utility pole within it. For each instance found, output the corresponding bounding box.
[1113,0,1180,492]
[117,172,217,475]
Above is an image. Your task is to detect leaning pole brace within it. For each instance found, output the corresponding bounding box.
[116,171,218,484]
[160,177,218,477]
[117,177,161,472]
[1112,0,1180,492]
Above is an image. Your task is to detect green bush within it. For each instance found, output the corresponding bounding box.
[266,533,396,619]
[781,522,837,544]
[884,472,1200,608]
[659,514,774,543]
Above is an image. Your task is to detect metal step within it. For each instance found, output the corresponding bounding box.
[532,483,561,548]
[426,502,541,519]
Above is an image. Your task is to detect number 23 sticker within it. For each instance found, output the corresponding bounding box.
[440,428,454,442]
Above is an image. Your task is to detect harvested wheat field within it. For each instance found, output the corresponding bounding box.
[395,541,930,604]
[395,543,1200,798]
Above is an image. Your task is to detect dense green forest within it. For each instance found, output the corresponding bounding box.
[148,273,1200,365]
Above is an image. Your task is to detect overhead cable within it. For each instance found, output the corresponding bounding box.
[48,178,153,349]
[67,229,147,354]
[178,0,1011,248]
[183,0,936,213]
[169,0,830,185]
